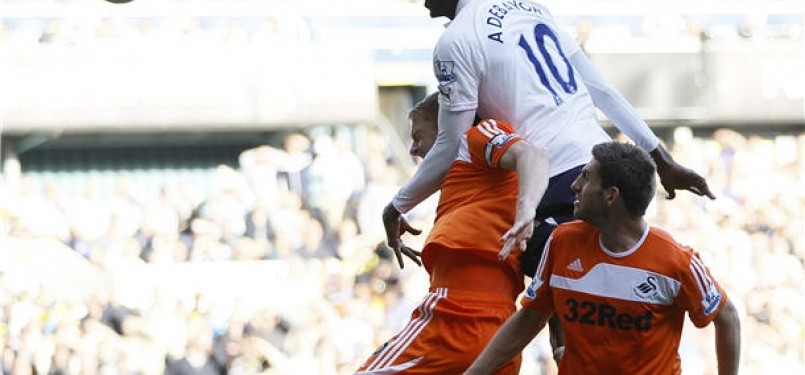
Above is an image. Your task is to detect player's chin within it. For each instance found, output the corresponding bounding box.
[572,206,584,220]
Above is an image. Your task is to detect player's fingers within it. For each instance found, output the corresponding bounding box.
[500,228,516,243]
[502,221,528,241]
[696,180,716,200]
[665,186,677,200]
[393,245,405,269]
[402,247,422,266]
[498,248,510,262]
[499,237,516,261]
[401,221,422,236]
[522,223,534,239]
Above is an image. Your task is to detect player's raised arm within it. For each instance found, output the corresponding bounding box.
[568,51,715,200]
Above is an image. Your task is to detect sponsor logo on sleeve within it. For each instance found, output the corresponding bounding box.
[489,134,515,148]
[434,60,456,100]
[702,284,723,315]
[524,276,541,299]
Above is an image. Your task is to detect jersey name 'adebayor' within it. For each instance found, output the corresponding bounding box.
[486,0,543,44]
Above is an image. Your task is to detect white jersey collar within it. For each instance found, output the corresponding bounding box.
[599,221,650,258]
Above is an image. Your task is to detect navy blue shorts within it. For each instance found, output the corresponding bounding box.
[520,164,583,277]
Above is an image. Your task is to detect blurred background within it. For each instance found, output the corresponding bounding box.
[0,0,802,374]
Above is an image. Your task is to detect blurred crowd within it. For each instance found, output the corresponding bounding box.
[0,126,802,374]
[651,128,804,375]
[0,15,311,50]
[0,2,801,53]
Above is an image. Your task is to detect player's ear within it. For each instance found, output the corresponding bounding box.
[604,186,619,206]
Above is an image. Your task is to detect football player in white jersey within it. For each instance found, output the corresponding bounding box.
[382,0,717,364]
[383,0,714,271]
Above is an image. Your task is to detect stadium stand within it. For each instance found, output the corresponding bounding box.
[0,1,802,374]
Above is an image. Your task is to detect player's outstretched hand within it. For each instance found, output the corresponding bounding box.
[651,146,716,200]
[382,202,423,269]
[499,217,535,261]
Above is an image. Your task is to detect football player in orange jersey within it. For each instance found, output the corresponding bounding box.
[467,141,740,375]
[355,93,547,374]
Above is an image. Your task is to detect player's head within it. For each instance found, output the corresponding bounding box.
[408,92,440,159]
[571,142,656,222]
[424,0,460,20]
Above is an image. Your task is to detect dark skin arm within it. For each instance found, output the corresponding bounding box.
[382,203,422,269]
[650,145,716,200]
[713,299,741,375]
[465,307,550,374]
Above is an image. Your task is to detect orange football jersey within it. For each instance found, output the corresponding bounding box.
[423,119,525,299]
[356,119,526,374]
[523,221,729,375]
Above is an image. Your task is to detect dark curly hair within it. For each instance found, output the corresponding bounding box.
[592,142,656,216]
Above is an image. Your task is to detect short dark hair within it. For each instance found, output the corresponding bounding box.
[408,92,439,122]
[592,142,656,216]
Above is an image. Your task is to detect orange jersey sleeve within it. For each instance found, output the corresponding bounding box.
[655,231,728,328]
[465,119,523,168]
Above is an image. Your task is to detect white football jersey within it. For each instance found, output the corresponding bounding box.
[434,0,611,177]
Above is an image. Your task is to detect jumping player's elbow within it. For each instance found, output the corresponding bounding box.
[502,141,547,171]
[517,143,549,174]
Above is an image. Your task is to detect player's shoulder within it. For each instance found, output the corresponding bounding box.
[555,220,592,232]
[469,118,515,134]
[552,220,597,242]
[464,118,516,145]
[466,119,519,145]
[646,226,698,261]
[441,1,490,41]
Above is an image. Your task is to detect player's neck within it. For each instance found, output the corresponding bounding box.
[598,217,647,253]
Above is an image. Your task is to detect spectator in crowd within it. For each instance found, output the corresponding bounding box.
[0,129,801,375]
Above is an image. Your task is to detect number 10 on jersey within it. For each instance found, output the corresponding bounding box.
[518,23,577,106]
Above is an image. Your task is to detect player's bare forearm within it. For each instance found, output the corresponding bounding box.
[465,308,549,375]
[649,145,716,200]
[513,143,549,223]
[498,142,549,258]
[713,299,741,375]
